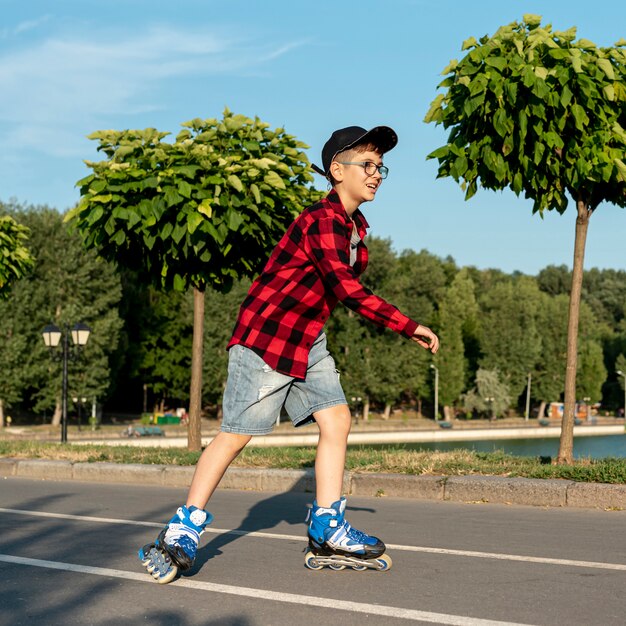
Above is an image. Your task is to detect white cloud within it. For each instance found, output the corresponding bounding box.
[0,14,51,39]
[0,23,305,157]
[14,15,52,35]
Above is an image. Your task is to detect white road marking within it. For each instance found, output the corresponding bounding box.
[0,553,531,626]
[1,507,625,572]
[387,544,626,571]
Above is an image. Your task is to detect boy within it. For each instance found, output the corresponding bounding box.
[139,125,439,582]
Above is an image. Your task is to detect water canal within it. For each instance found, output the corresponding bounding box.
[375,433,626,460]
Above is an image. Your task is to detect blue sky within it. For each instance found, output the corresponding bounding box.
[1,0,625,275]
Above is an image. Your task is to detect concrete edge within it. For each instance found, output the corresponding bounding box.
[3,458,626,510]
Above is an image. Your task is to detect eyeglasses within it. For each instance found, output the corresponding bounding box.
[337,161,389,179]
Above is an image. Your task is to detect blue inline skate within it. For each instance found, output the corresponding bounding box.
[304,497,392,571]
[138,505,213,584]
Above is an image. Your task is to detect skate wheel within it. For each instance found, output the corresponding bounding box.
[352,563,368,571]
[375,554,392,571]
[304,552,324,571]
[156,565,178,584]
[329,563,346,571]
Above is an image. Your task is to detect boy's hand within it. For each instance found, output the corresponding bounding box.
[412,325,439,353]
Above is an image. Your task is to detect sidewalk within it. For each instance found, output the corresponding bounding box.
[2,456,625,511]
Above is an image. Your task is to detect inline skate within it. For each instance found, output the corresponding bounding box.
[138,505,213,584]
[304,497,392,571]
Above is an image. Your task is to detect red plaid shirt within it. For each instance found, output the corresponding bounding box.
[228,190,419,379]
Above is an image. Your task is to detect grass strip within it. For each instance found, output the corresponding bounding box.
[2,441,626,484]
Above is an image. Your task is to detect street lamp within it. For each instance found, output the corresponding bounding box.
[430,364,439,421]
[41,322,91,443]
[618,370,626,421]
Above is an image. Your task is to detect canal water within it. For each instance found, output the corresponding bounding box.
[368,434,626,460]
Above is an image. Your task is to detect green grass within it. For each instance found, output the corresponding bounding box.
[2,440,626,484]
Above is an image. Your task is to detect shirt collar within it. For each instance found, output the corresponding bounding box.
[324,190,370,233]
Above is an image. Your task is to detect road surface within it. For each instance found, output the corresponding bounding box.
[1,477,625,625]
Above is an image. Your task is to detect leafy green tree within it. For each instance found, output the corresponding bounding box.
[616,353,626,401]
[0,214,34,299]
[462,368,511,419]
[389,249,450,415]
[479,276,542,402]
[137,288,193,411]
[577,339,607,403]
[582,268,626,330]
[435,268,479,419]
[202,279,251,414]
[69,109,321,450]
[537,265,571,297]
[0,205,122,424]
[0,312,28,426]
[425,15,626,462]
[532,293,569,417]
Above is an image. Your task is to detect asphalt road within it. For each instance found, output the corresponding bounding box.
[1,477,625,626]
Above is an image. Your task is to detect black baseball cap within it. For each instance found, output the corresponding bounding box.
[312,125,398,177]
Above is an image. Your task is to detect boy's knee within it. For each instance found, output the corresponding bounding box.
[218,431,252,450]
[315,404,351,437]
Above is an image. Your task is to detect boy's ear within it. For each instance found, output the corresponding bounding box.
[329,161,343,182]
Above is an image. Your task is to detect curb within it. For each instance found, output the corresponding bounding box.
[1,457,625,510]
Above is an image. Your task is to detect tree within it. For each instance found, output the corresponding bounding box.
[478,276,542,402]
[532,293,569,418]
[577,339,607,403]
[425,15,626,462]
[0,312,28,426]
[434,268,479,420]
[0,204,122,423]
[137,288,193,411]
[202,279,251,414]
[462,368,511,420]
[389,249,450,415]
[69,109,321,450]
[617,353,626,394]
[0,214,34,299]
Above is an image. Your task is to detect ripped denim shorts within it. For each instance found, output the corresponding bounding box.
[221,332,347,435]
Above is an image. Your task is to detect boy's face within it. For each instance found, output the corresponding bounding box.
[330,149,384,209]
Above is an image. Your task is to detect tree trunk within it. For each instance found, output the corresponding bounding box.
[52,398,62,426]
[362,396,370,422]
[0,399,4,427]
[188,286,205,452]
[417,397,423,418]
[443,405,453,421]
[557,198,591,464]
[382,403,391,420]
[538,400,547,420]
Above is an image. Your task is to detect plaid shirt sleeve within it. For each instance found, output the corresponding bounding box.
[228,192,419,378]
[305,213,418,339]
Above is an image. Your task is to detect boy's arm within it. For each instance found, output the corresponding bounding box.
[307,216,439,353]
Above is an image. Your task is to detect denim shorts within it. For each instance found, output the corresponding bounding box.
[221,332,347,435]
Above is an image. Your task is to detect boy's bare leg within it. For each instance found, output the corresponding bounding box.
[185,432,252,509]
[313,404,352,507]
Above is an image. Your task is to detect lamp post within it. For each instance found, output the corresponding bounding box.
[41,322,91,443]
[618,370,626,421]
[430,364,439,421]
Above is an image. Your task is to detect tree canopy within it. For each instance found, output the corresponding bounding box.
[424,14,626,462]
[0,215,35,299]
[67,109,322,450]
[425,14,626,213]
[68,109,321,293]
